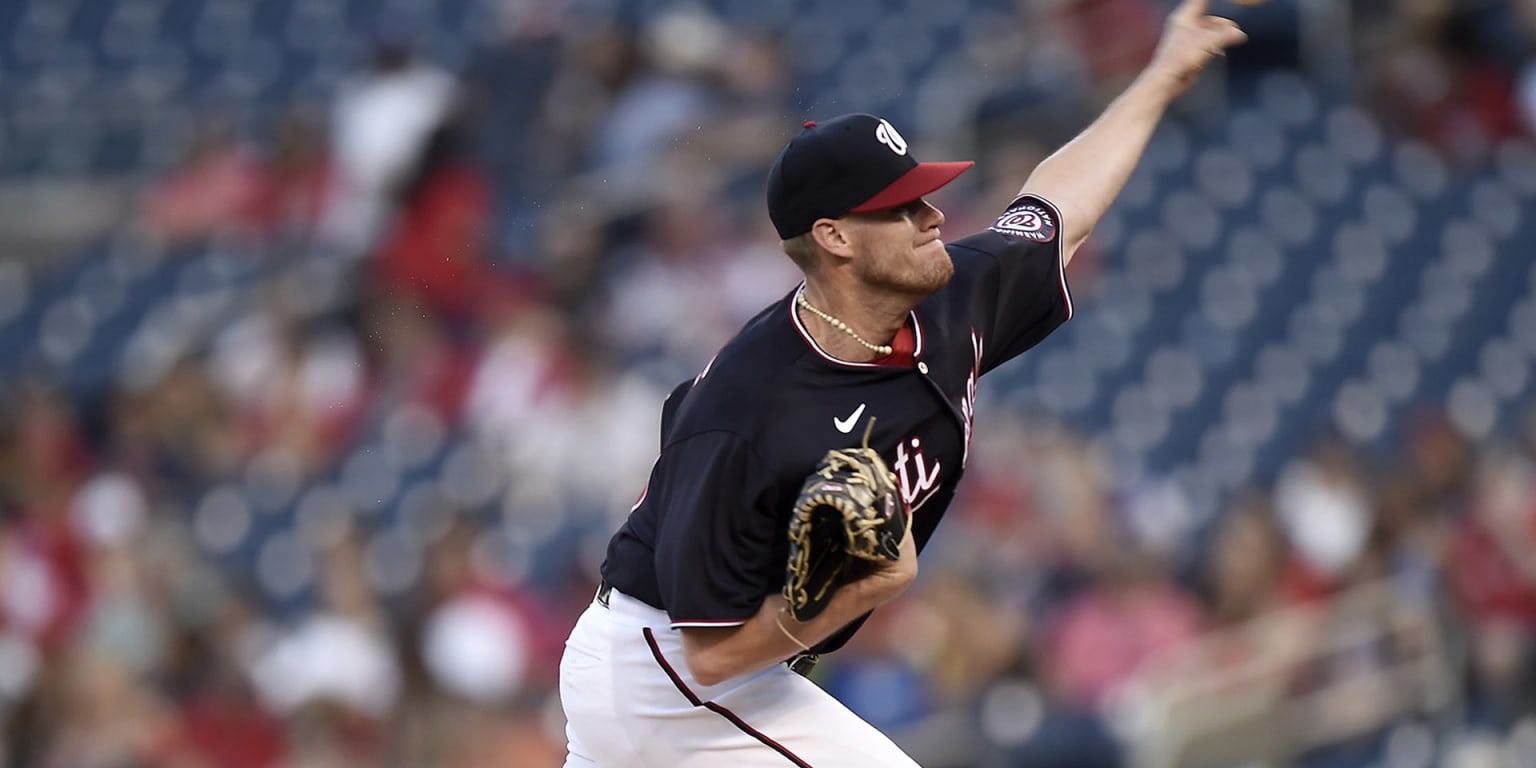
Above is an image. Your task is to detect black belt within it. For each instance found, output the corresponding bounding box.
[597,579,819,677]
[786,652,820,676]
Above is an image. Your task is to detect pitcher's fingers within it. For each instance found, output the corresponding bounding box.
[1205,16,1248,46]
[1205,16,1243,32]
[1173,0,1212,23]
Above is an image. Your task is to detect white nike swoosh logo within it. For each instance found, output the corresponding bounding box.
[833,403,867,434]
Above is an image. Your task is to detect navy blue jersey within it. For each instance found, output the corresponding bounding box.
[602,195,1072,653]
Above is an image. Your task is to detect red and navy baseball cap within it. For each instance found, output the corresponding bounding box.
[766,113,974,240]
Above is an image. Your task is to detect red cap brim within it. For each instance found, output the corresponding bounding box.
[849,161,975,213]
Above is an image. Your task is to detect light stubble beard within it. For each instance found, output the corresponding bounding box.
[858,243,955,302]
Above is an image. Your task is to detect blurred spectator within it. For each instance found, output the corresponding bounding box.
[462,0,566,226]
[714,30,794,139]
[142,118,265,245]
[818,606,936,736]
[1354,470,1446,625]
[1187,499,1322,718]
[1404,407,1476,514]
[601,179,798,369]
[1274,434,1373,590]
[1200,498,1294,626]
[1192,496,1321,692]
[210,306,365,474]
[464,306,573,444]
[320,36,457,256]
[370,111,495,325]
[32,645,169,768]
[0,386,93,650]
[252,536,397,765]
[483,336,663,519]
[74,513,161,678]
[356,295,476,425]
[106,361,245,496]
[388,521,568,766]
[1516,3,1536,135]
[1460,616,1536,733]
[252,110,334,247]
[1043,550,1202,711]
[587,8,727,178]
[969,3,1096,154]
[420,521,568,692]
[536,20,644,188]
[152,584,288,768]
[528,198,608,326]
[657,30,795,177]
[1051,0,1163,94]
[1360,0,1525,162]
[1446,450,1536,727]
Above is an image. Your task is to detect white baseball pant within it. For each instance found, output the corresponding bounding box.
[560,586,922,767]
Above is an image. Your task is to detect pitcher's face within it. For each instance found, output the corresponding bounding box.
[844,198,952,297]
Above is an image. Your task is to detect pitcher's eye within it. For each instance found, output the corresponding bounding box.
[854,199,926,223]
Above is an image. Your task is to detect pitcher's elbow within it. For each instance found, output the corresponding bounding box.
[683,650,732,686]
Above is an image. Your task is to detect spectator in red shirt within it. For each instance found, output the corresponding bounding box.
[1044,550,1203,710]
[142,118,264,245]
[371,111,494,326]
[1446,451,1536,627]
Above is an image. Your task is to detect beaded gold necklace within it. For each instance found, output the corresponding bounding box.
[795,286,893,356]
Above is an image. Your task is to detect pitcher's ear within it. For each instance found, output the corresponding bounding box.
[810,218,856,262]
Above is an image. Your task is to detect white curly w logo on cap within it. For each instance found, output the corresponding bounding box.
[874,119,907,156]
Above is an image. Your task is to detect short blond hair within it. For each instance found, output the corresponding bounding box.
[781,232,820,271]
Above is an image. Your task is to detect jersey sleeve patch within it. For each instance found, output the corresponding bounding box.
[990,198,1058,243]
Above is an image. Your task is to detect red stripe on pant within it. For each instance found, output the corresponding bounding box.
[643,627,815,768]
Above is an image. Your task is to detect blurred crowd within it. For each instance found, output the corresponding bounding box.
[4,0,1536,766]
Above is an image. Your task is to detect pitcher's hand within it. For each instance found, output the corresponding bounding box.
[1147,0,1249,96]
